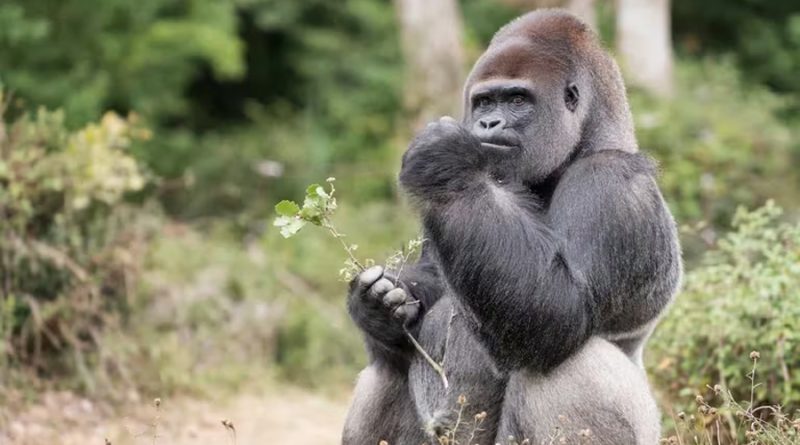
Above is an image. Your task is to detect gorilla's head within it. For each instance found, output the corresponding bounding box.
[463,10,637,184]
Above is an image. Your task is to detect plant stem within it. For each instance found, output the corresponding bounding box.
[748,358,758,413]
[324,219,364,270]
[404,327,448,389]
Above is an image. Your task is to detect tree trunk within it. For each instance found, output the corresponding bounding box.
[394,0,466,130]
[615,0,674,96]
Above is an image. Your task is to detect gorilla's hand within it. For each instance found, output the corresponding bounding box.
[399,117,486,202]
[347,266,420,353]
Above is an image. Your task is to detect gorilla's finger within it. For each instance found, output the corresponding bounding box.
[368,278,395,299]
[355,266,383,293]
[393,302,419,322]
[383,288,408,307]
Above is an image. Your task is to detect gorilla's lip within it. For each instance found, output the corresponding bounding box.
[479,137,520,151]
[478,135,520,151]
[480,142,518,150]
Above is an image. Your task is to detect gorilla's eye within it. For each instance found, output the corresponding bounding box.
[510,95,527,106]
[475,97,493,109]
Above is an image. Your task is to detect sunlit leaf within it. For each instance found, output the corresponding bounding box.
[275,200,300,217]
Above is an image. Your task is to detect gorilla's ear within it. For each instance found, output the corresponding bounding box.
[564,83,580,112]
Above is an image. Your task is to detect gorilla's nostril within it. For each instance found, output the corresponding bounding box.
[479,119,502,130]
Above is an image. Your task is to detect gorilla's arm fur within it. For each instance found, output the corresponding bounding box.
[400,127,680,373]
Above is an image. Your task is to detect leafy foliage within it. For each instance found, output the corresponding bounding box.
[673,0,800,108]
[0,92,154,390]
[631,61,798,230]
[0,0,243,126]
[650,202,800,414]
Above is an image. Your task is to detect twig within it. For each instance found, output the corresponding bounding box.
[404,327,448,389]
[748,355,758,413]
[324,220,364,270]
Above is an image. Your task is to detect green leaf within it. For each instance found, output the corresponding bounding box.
[275,200,300,217]
[305,183,323,198]
[273,215,306,238]
[299,204,324,225]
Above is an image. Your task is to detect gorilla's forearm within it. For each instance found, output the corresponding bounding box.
[421,180,596,373]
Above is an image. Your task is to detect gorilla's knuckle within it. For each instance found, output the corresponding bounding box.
[369,278,394,298]
[383,288,407,306]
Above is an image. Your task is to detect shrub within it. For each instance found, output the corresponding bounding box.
[630,60,798,230]
[0,92,154,391]
[650,201,800,416]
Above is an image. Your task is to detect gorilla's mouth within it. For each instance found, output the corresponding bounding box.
[479,136,520,151]
[480,142,518,150]
[480,131,522,151]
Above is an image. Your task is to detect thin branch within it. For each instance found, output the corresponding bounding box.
[404,327,448,389]
[324,221,364,270]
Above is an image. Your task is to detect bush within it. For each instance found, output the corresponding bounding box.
[630,60,798,231]
[650,201,800,415]
[0,93,155,392]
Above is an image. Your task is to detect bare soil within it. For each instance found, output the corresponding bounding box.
[2,386,350,445]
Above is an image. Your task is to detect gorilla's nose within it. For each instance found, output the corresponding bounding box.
[479,118,504,130]
[474,117,507,141]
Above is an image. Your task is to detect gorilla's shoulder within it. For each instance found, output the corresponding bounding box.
[567,149,658,181]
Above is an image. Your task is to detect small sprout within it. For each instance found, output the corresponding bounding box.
[695,395,704,404]
[474,411,487,421]
[579,429,592,437]
[677,411,686,420]
[153,398,161,408]
[749,350,760,360]
[457,394,467,405]
[713,384,722,395]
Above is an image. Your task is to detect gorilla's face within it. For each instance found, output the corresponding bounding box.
[464,41,587,185]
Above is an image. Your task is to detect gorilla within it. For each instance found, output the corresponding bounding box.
[343,9,681,445]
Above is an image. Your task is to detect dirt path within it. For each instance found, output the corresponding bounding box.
[3,386,350,445]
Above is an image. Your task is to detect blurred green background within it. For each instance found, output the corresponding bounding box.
[0,0,798,443]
